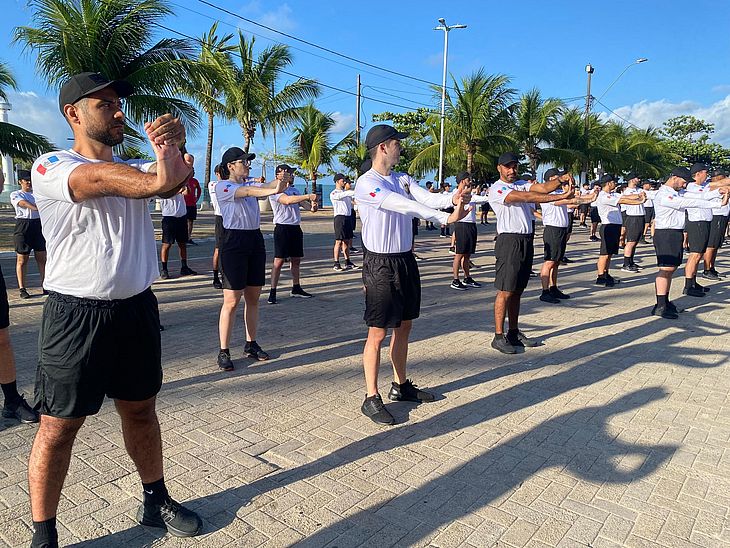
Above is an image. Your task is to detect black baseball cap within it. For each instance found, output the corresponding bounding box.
[543,168,565,180]
[670,167,693,182]
[276,164,295,173]
[17,169,32,181]
[497,152,519,166]
[221,147,255,166]
[365,124,409,150]
[333,173,346,183]
[456,171,471,183]
[625,171,640,181]
[711,167,728,178]
[58,72,133,113]
[689,162,708,176]
[520,172,536,181]
[598,173,617,185]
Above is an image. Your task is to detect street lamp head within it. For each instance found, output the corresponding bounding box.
[636,58,648,64]
[451,24,467,29]
[585,64,595,73]
[438,17,446,24]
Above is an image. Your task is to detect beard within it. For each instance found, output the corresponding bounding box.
[86,120,125,146]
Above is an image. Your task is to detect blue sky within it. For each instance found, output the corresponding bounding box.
[3,0,730,181]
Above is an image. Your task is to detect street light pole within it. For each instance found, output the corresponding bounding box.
[435,18,466,187]
[582,63,594,185]
[597,58,648,103]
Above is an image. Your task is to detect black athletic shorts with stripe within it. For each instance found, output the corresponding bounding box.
[34,288,162,418]
[362,250,420,328]
[494,233,533,292]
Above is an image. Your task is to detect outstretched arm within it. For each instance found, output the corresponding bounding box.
[505,188,575,204]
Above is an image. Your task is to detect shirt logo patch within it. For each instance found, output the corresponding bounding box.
[369,187,382,198]
[36,155,60,176]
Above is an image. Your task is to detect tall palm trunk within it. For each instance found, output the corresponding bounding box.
[311,171,318,195]
[203,109,214,204]
[466,147,475,174]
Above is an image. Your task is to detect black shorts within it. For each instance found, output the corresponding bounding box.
[707,215,728,249]
[334,215,353,241]
[624,215,644,243]
[14,218,46,255]
[219,229,266,290]
[590,207,600,223]
[185,205,197,221]
[686,220,711,254]
[274,224,304,259]
[600,224,621,255]
[363,250,420,328]
[494,233,534,292]
[579,203,591,215]
[34,288,162,418]
[161,216,188,244]
[621,210,628,225]
[412,217,419,236]
[454,222,477,254]
[481,203,490,213]
[214,215,224,248]
[644,207,655,223]
[654,229,684,267]
[567,214,574,234]
[350,210,357,232]
[543,225,568,262]
[0,264,8,329]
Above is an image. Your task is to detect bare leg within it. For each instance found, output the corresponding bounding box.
[462,254,471,278]
[342,240,351,262]
[494,290,514,335]
[540,260,558,290]
[389,320,412,384]
[29,416,86,520]
[35,251,47,286]
[703,247,717,272]
[212,247,219,271]
[655,267,674,296]
[550,264,559,286]
[115,397,163,483]
[290,257,302,286]
[218,289,243,349]
[0,328,16,384]
[333,240,342,263]
[16,253,29,289]
[178,243,187,261]
[242,286,262,342]
[685,252,701,279]
[271,258,285,290]
[160,243,171,264]
[507,292,522,331]
[597,254,611,276]
[187,219,194,240]
[452,254,463,279]
[363,327,387,396]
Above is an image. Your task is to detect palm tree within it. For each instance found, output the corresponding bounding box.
[288,103,353,194]
[223,33,320,153]
[0,60,53,163]
[410,69,516,176]
[543,108,606,175]
[178,22,235,202]
[597,122,672,178]
[14,0,205,135]
[514,88,564,172]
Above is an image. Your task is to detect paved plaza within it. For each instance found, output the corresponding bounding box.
[1,209,729,547]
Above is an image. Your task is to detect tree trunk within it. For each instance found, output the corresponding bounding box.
[311,171,318,195]
[466,148,474,174]
[202,109,214,206]
[243,125,256,153]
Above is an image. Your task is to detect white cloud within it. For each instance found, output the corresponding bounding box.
[331,111,354,134]
[425,52,445,67]
[236,2,297,38]
[711,84,730,94]
[5,90,70,149]
[605,95,730,146]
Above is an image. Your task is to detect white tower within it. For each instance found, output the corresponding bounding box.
[0,101,15,189]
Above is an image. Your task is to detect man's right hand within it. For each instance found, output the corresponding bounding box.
[446,197,471,224]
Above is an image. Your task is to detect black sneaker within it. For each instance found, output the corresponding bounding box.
[651,304,679,319]
[244,341,270,361]
[388,379,435,403]
[345,262,360,270]
[267,290,277,304]
[682,286,705,297]
[561,256,572,264]
[361,394,394,425]
[19,288,30,299]
[491,334,517,354]
[640,238,649,244]
[702,270,720,281]
[549,287,571,299]
[529,270,538,277]
[604,274,618,287]
[187,239,198,246]
[595,276,607,286]
[180,266,197,276]
[589,235,599,242]
[463,277,481,288]
[213,278,223,289]
[333,262,343,272]
[693,281,710,293]
[666,301,679,314]
[2,396,39,423]
[539,290,560,304]
[349,247,361,254]
[217,352,234,371]
[448,247,456,255]
[621,265,640,273]
[290,286,313,298]
[450,279,468,291]
[506,330,540,348]
[137,497,202,538]
[710,268,725,278]
[160,269,169,280]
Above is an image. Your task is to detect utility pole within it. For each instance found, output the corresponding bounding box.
[582,63,594,185]
[356,74,361,145]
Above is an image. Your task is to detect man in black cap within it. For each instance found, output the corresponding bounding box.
[594,174,646,287]
[354,124,470,425]
[449,171,489,290]
[488,153,575,354]
[267,164,317,304]
[28,72,201,546]
[703,168,730,279]
[651,167,727,316]
[9,169,47,298]
[620,172,646,272]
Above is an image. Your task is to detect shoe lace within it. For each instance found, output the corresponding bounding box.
[160,499,180,521]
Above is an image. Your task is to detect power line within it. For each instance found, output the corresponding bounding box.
[594,99,641,130]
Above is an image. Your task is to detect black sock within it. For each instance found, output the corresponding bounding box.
[684,278,694,289]
[245,340,255,348]
[219,348,230,355]
[623,257,631,267]
[181,259,188,268]
[162,261,168,271]
[292,284,301,290]
[270,287,277,293]
[657,294,668,307]
[541,288,550,294]
[32,517,57,547]
[597,273,606,279]
[1,381,20,404]
[142,477,169,506]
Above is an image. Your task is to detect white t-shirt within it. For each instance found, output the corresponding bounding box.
[540,190,570,228]
[643,189,656,208]
[596,191,622,224]
[160,193,186,217]
[622,187,645,216]
[31,149,157,300]
[209,180,221,216]
[330,189,354,216]
[457,193,488,223]
[215,180,262,230]
[685,182,714,221]
[269,186,302,225]
[654,185,722,230]
[488,180,535,234]
[10,190,40,219]
[354,170,451,253]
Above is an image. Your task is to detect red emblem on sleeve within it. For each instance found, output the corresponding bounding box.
[36,164,47,175]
